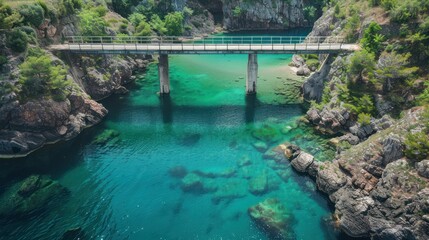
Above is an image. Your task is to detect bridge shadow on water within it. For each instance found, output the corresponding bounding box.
[103,94,305,127]
[159,93,259,124]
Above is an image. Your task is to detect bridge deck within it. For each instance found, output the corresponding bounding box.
[49,36,359,54]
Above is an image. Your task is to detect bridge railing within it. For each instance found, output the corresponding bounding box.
[64,35,346,45]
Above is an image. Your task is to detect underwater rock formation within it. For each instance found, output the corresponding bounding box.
[248,198,295,240]
[0,175,69,218]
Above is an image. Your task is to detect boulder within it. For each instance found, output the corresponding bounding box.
[0,130,46,156]
[212,179,246,204]
[180,173,205,192]
[248,198,295,239]
[382,135,403,166]
[290,152,314,173]
[248,171,268,195]
[316,162,347,195]
[416,160,429,179]
[296,65,311,76]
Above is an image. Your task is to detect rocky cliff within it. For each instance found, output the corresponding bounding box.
[0,12,151,157]
[285,108,429,240]
[222,0,307,30]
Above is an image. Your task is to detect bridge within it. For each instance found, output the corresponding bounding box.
[50,35,359,95]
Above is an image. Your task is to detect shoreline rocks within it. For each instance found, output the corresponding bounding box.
[277,108,429,240]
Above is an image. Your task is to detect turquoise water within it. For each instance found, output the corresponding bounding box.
[0,30,345,240]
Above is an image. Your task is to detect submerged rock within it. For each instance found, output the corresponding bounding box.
[253,141,268,152]
[180,173,205,192]
[0,175,69,218]
[237,155,252,167]
[251,124,282,143]
[248,198,295,240]
[248,171,268,195]
[212,179,247,204]
[92,129,120,145]
[168,166,188,179]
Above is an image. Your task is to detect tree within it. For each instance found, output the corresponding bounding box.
[361,21,385,54]
[78,9,107,36]
[0,2,22,29]
[19,52,71,101]
[376,51,418,92]
[164,12,184,36]
[18,3,45,27]
[128,12,146,26]
[135,20,152,36]
[149,14,167,35]
[348,49,376,83]
[61,0,83,15]
[303,6,317,22]
[6,29,28,52]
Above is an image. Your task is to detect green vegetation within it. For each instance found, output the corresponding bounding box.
[6,28,28,52]
[357,113,372,125]
[78,8,107,36]
[360,21,385,54]
[348,49,376,83]
[164,12,184,36]
[375,51,418,92]
[405,132,429,162]
[232,6,242,17]
[18,3,44,27]
[18,49,71,101]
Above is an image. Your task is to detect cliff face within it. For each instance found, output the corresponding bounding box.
[222,0,307,30]
[0,12,150,158]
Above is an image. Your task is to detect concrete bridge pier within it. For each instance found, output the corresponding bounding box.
[246,53,258,95]
[158,54,170,95]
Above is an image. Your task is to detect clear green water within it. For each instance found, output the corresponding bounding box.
[0,30,345,240]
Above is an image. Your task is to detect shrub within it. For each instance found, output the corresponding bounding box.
[0,54,7,68]
[119,23,128,34]
[232,6,242,17]
[18,3,45,27]
[404,132,429,162]
[303,6,317,22]
[357,113,371,126]
[6,29,28,53]
[416,82,429,105]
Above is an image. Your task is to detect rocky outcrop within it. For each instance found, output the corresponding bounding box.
[69,55,150,100]
[416,160,429,179]
[290,108,429,239]
[248,198,295,239]
[0,86,107,157]
[222,0,307,30]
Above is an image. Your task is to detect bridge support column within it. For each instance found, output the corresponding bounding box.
[246,53,258,95]
[158,54,170,95]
